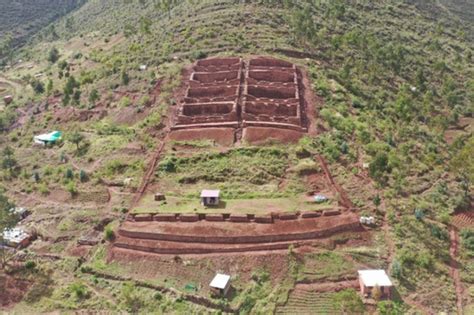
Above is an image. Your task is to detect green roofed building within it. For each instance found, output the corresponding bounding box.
[33,131,62,145]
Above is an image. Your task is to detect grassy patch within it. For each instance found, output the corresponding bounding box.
[299,251,355,282]
[133,194,332,215]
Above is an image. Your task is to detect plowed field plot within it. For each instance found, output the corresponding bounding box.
[298,251,358,282]
[276,290,337,315]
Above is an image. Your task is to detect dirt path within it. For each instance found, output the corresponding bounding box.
[67,153,103,173]
[131,140,167,207]
[316,154,354,209]
[0,75,23,96]
[449,226,464,314]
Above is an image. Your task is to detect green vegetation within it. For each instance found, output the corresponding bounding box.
[134,195,331,215]
[299,251,356,282]
[0,191,17,268]
[0,0,472,313]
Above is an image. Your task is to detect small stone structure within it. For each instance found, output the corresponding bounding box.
[210,273,231,296]
[3,95,13,105]
[154,193,166,201]
[358,270,393,299]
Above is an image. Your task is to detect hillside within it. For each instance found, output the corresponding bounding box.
[0,0,473,313]
[0,0,85,58]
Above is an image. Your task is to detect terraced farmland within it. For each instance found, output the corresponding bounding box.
[276,289,337,315]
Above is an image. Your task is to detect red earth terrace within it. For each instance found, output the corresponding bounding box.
[170,57,309,144]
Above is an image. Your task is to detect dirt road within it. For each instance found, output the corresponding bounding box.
[450,226,464,314]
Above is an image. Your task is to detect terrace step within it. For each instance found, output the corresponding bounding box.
[114,236,323,255]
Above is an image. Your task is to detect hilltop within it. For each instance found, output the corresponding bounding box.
[0,0,473,313]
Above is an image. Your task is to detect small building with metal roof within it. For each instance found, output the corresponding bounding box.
[209,273,231,296]
[358,269,393,299]
[200,189,220,206]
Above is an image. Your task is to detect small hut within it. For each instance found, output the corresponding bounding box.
[33,131,62,146]
[209,273,231,296]
[2,227,31,248]
[201,189,220,206]
[358,269,393,299]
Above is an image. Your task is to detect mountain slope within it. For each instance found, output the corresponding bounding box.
[0,0,85,55]
[0,0,473,313]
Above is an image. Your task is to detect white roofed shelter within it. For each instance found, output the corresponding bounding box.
[2,227,31,248]
[209,273,231,296]
[201,189,220,206]
[358,269,393,299]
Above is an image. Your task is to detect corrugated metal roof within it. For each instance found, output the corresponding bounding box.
[201,189,220,198]
[358,270,393,287]
[209,273,230,289]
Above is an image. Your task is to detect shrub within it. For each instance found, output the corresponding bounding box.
[414,208,425,221]
[391,259,402,279]
[369,152,390,180]
[192,50,207,60]
[37,183,49,195]
[48,47,59,63]
[430,224,448,241]
[79,170,88,182]
[158,156,177,172]
[66,181,77,196]
[65,168,74,179]
[30,80,45,94]
[119,96,131,107]
[331,289,364,314]
[104,226,114,241]
[121,70,130,85]
[89,89,99,103]
[69,282,88,300]
[251,270,269,284]
[377,301,404,315]
[25,260,36,270]
[460,229,474,253]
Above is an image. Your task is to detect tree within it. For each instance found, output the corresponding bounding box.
[73,90,82,104]
[64,76,79,96]
[65,168,74,180]
[0,192,17,268]
[88,89,99,104]
[451,136,474,187]
[79,170,88,182]
[68,131,85,151]
[121,70,130,85]
[373,194,381,207]
[1,146,17,174]
[391,259,402,279]
[139,17,152,35]
[48,47,60,63]
[30,79,45,94]
[369,151,390,182]
[46,79,53,95]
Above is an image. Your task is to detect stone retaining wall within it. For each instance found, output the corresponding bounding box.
[129,209,341,224]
